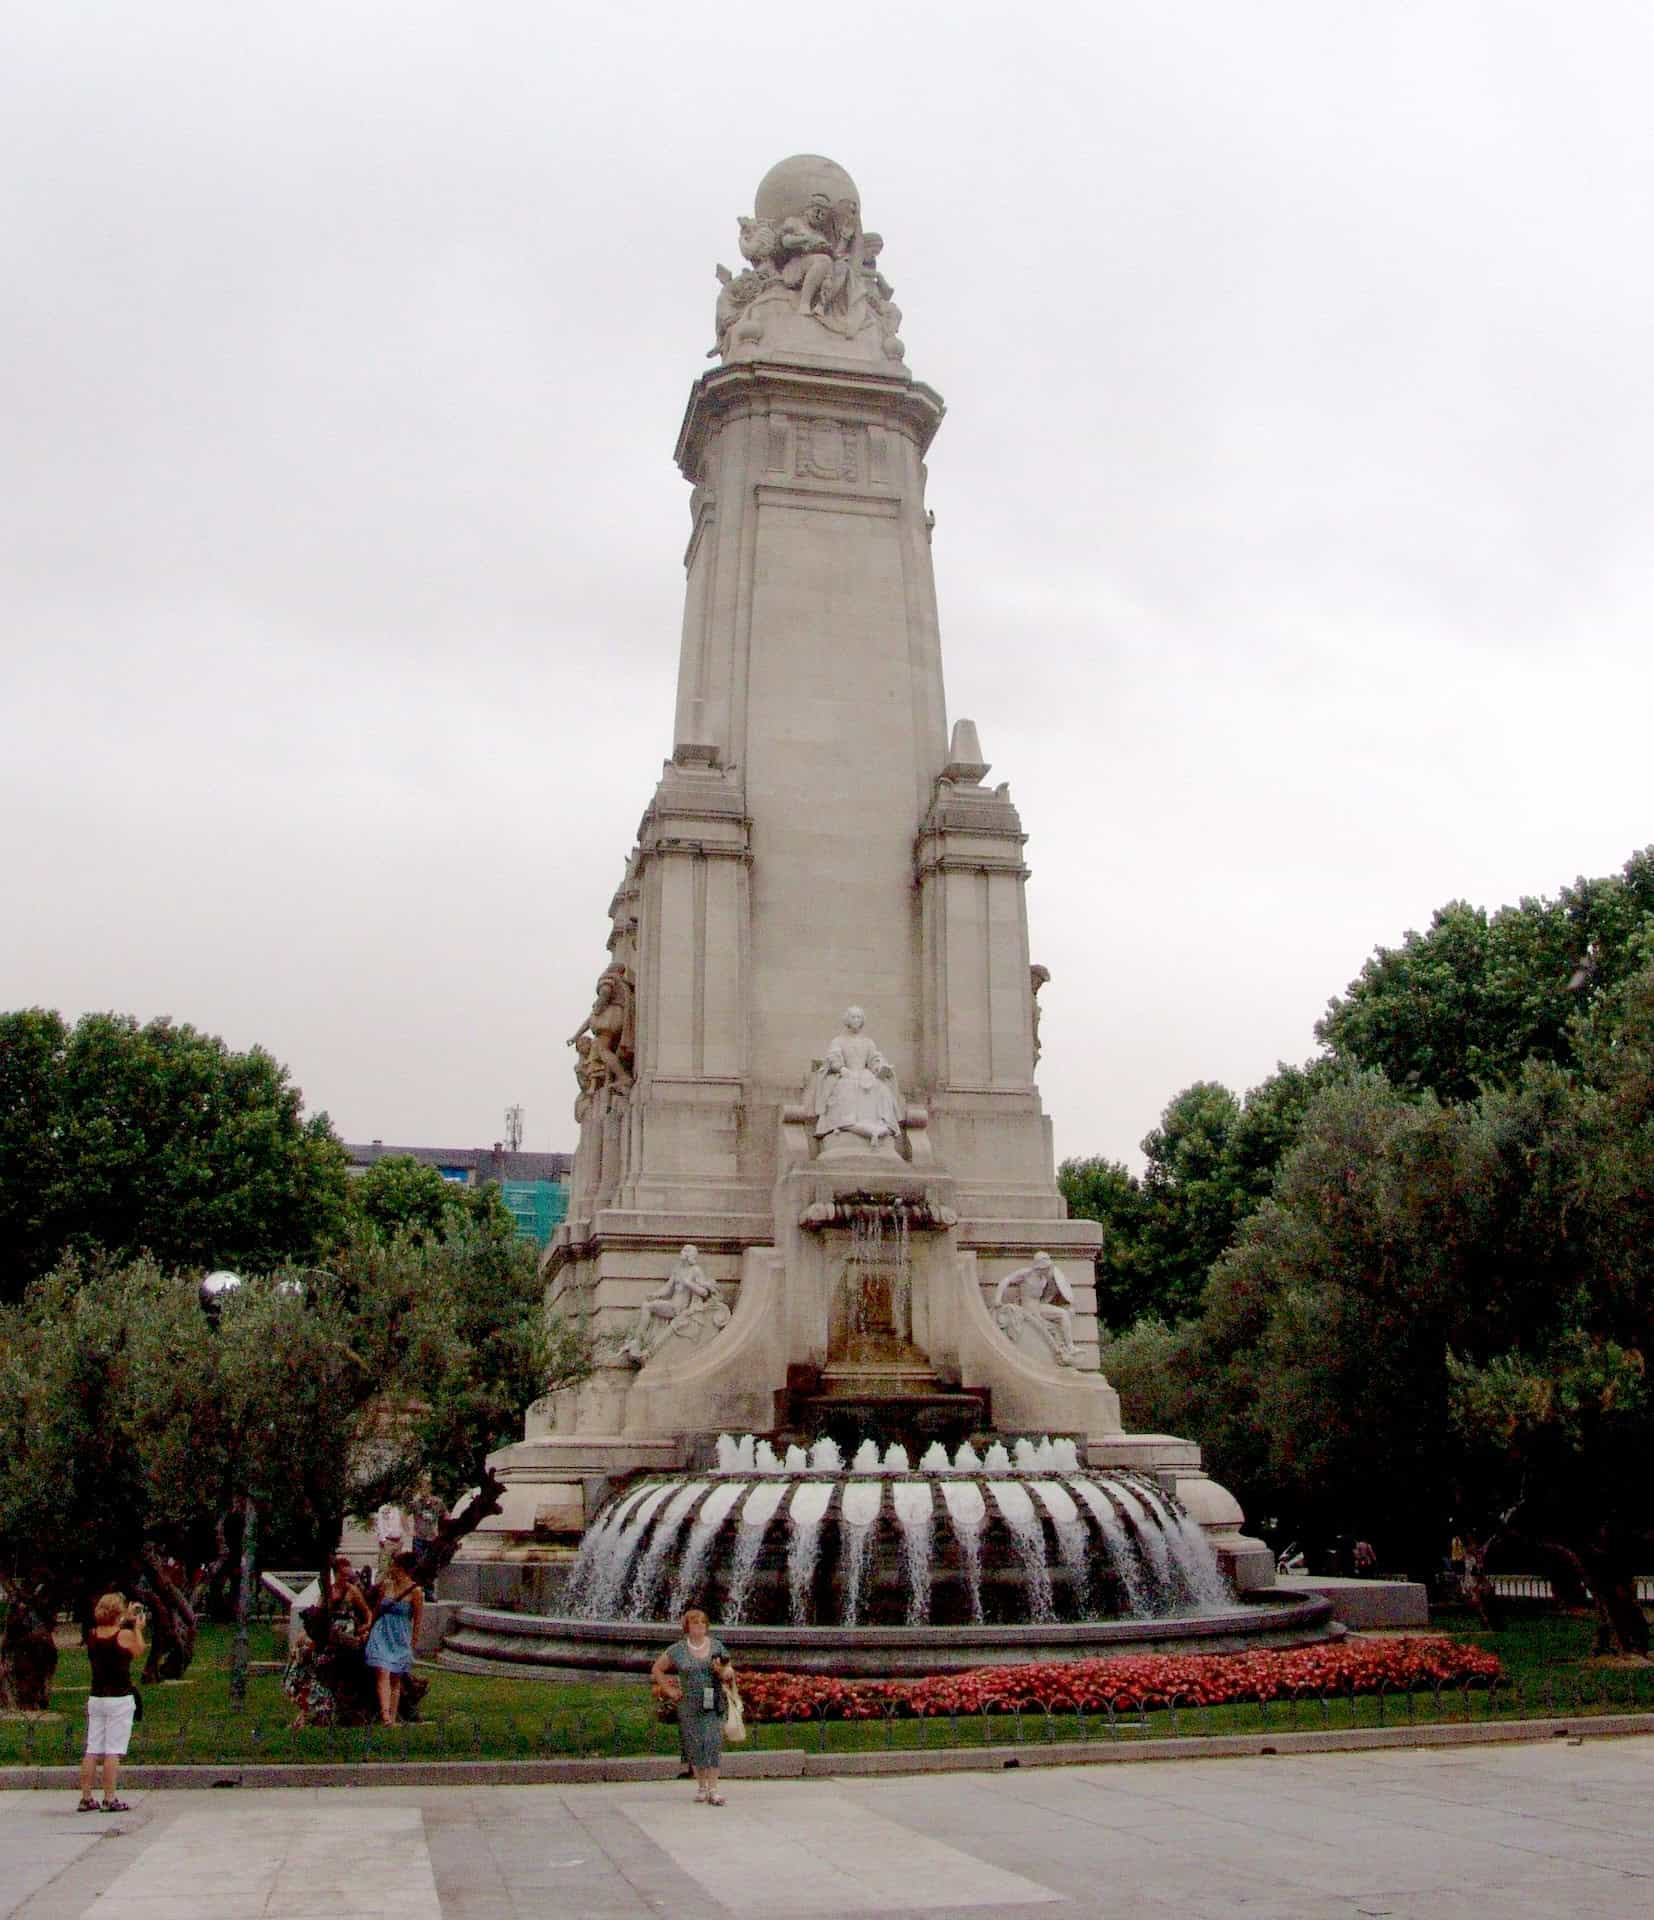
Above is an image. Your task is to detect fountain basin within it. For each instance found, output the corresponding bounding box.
[439,1591,1340,1680]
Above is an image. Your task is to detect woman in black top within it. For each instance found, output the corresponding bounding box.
[79,1592,145,1813]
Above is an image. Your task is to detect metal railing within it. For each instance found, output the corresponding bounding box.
[1481,1574,1654,1603]
[7,1664,1654,1771]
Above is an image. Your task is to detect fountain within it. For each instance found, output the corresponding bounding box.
[444,1434,1334,1677]
[443,153,1337,1679]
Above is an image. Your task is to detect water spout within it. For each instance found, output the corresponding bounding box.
[786,1481,832,1624]
[669,1481,745,1616]
[939,1479,986,1622]
[725,1481,787,1624]
[891,1480,934,1625]
[988,1480,1053,1621]
[840,1480,883,1625]
[919,1442,951,1473]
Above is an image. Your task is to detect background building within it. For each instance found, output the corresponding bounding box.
[343,1141,572,1245]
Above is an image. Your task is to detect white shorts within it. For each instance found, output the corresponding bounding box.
[85,1694,136,1757]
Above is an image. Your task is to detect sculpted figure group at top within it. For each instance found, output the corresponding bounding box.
[713,190,904,363]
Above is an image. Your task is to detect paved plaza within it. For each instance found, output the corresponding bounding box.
[2,1737,1651,1918]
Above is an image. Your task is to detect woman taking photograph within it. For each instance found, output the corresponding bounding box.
[650,1608,735,1805]
[363,1551,423,1724]
[78,1593,145,1813]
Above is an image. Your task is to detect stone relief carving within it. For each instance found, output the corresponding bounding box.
[795,418,858,483]
[711,172,905,365]
[993,1252,1077,1367]
[1029,963,1051,1065]
[807,1005,904,1152]
[617,1245,730,1367]
[568,962,636,1120]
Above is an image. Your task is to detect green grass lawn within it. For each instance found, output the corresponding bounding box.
[4,1610,1649,1769]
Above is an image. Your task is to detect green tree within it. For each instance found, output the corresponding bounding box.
[1108,971,1654,1645]
[1317,847,1654,1098]
[0,1010,348,1295]
[0,1226,589,1707]
[1062,1059,1343,1328]
[343,1153,515,1246]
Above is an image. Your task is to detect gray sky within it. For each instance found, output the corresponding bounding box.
[4,3,1651,1166]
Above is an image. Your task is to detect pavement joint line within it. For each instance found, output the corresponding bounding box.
[4,1711,1654,1790]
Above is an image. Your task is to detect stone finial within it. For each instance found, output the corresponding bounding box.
[943,718,991,784]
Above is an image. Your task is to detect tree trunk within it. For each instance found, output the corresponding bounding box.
[0,1575,60,1713]
[1460,1533,1506,1632]
[407,1468,506,1592]
[136,1547,199,1682]
[1538,1536,1650,1657]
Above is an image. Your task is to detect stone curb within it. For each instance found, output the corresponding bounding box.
[3,1713,1651,1790]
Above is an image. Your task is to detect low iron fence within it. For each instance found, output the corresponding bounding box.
[6,1663,1654,1771]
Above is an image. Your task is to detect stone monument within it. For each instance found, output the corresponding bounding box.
[479,155,1267,1588]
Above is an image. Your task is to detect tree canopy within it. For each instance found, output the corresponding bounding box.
[1101,959,1654,1646]
[1316,846,1654,1099]
[1061,1059,1342,1328]
[0,1222,588,1704]
[0,1009,348,1295]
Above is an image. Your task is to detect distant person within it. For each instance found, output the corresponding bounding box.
[411,1489,446,1595]
[650,1608,735,1805]
[78,1593,145,1813]
[1354,1539,1377,1573]
[364,1552,423,1725]
[374,1502,407,1581]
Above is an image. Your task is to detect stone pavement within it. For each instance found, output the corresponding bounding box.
[3,1737,1651,1918]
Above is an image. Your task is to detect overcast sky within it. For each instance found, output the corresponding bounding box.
[4,3,1651,1166]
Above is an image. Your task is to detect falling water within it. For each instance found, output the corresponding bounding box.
[890,1207,911,1340]
[562,1482,653,1615]
[626,1483,702,1618]
[669,1482,745,1616]
[891,1480,935,1624]
[938,1479,987,1622]
[786,1481,832,1624]
[1127,1477,1231,1608]
[1112,1481,1179,1604]
[1070,1478,1153,1616]
[840,1480,883,1625]
[1031,1481,1091,1617]
[988,1480,1054,1622]
[581,1483,674,1619]
[724,1481,787,1624]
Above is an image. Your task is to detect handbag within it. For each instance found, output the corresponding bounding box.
[722,1683,746,1744]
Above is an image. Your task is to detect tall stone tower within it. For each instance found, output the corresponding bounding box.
[484,156,1264,1585]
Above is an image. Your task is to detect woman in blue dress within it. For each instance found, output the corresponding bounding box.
[364,1552,424,1725]
[650,1608,736,1804]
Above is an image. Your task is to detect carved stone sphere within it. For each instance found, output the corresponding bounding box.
[754,154,860,226]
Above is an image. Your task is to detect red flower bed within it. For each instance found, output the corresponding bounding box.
[735,1638,1502,1723]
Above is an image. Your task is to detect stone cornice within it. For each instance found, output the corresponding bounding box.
[675,360,946,481]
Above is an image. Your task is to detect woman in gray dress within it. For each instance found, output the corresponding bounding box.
[650,1608,736,1804]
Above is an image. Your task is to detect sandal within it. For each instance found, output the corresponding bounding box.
[100,1798,131,1813]
[76,1795,98,1813]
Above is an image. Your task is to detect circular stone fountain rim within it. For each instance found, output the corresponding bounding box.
[441,1591,1341,1679]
